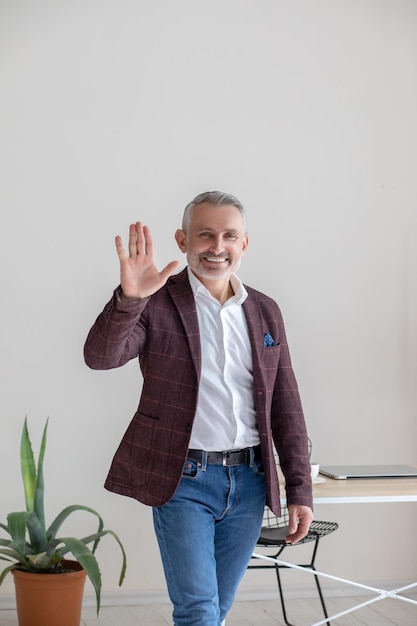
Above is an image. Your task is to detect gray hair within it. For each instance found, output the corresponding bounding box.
[182,191,247,233]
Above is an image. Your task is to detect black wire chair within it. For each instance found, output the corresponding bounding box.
[248,442,339,626]
[248,503,339,626]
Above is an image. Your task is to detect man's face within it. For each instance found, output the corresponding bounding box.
[175,202,248,283]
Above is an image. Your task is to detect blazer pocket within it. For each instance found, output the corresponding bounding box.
[264,343,281,352]
[263,343,281,364]
[136,411,160,421]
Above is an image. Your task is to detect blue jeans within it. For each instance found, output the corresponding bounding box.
[152,451,266,626]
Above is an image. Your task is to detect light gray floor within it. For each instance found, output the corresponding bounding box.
[1,595,417,625]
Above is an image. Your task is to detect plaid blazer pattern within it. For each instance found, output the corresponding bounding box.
[84,268,313,515]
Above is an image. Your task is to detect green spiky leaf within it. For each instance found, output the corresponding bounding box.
[20,418,37,512]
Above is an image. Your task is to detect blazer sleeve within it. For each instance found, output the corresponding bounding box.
[84,287,150,370]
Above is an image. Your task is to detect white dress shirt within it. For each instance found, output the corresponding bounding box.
[187,268,260,451]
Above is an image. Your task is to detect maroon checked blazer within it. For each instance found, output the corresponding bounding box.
[84,268,313,516]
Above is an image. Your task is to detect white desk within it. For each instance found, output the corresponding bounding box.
[312,473,417,504]
[252,474,417,626]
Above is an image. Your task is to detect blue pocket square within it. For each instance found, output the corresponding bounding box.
[264,331,277,347]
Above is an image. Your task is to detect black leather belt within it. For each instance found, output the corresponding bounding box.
[187,445,261,467]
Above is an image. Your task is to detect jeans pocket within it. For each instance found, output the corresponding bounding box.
[251,457,265,475]
[182,458,199,479]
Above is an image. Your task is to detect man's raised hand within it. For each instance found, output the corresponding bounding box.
[115,222,180,302]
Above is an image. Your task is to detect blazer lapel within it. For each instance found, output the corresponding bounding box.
[166,269,202,382]
[242,293,267,394]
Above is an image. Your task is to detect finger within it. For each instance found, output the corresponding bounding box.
[128,223,139,257]
[287,510,298,535]
[289,517,311,543]
[135,222,146,255]
[285,531,302,545]
[285,524,303,544]
[142,225,153,257]
[115,235,127,261]
[297,518,310,538]
[159,260,181,282]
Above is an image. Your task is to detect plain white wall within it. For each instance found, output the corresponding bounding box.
[1,0,417,604]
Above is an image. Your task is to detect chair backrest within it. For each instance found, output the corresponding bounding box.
[262,502,290,530]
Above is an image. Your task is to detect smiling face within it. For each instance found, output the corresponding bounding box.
[175,202,248,289]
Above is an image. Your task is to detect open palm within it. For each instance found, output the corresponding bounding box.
[115,222,180,300]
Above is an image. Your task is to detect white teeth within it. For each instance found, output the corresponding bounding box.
[206,257,227,263]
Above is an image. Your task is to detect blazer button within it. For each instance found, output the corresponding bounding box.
[186,423,192,432]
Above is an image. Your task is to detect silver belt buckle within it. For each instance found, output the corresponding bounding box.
[222,451,228,466]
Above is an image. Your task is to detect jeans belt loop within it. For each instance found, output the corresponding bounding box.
[249,446,255,468]
[201,450,208,471]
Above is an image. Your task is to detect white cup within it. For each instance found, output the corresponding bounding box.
[310,462,320,481]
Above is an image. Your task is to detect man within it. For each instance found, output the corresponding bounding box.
[84,191,313,626]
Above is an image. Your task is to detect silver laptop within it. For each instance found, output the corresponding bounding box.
[319,464,417,480]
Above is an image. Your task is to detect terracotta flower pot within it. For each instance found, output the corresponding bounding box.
[12,560,87,626]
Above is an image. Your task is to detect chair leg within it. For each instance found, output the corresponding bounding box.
[272,536,332,626]
[275,563,332,626]
[274,565,296,626]
[309,536,331,625]
[312,566,331,626]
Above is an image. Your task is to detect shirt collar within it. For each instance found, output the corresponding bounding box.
[187,266,248,305]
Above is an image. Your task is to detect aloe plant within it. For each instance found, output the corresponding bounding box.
[0,418,126,613]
